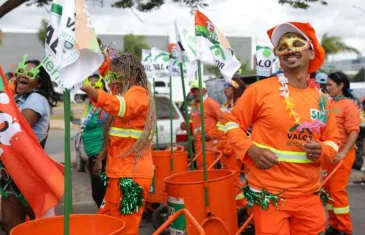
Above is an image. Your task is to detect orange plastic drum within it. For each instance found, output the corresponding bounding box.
[147,149,188,203]
[10,214,125,235]
[165,170,238,235]
[195,150,218,170]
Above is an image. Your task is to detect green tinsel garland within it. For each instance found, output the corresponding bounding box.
[99,172,109,186]
[119,178,145,215]
[317,188,332,206]
[243,182,285,210]
[99,173,144,215]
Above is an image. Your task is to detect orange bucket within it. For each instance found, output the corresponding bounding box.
[165,170,237,235]
[148,149,188,203]
[195,150,218,170]
[10,214,125,235]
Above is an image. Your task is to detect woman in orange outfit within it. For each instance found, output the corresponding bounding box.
[324,72,360,235]
[216,77,246,208]
[81,53,156,235]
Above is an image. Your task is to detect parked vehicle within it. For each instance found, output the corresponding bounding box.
[74,94,188,172]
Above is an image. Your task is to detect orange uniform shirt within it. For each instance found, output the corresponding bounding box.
[226,77,340,197]
[93,86,153,179]
[332,99,360,147]
[191,96,221,152]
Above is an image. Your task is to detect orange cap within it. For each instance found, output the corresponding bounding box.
[267,22,325,73]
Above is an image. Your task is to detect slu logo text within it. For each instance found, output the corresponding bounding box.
[311,108,325,121]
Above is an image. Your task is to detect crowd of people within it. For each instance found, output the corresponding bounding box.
[0,21,364,235]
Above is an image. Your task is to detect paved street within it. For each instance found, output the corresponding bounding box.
[1,129,364,234]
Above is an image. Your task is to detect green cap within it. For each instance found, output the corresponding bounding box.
[190,79,206,89]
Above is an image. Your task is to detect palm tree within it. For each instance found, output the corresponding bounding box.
[321,33,361,58]
[37,19,48,46]
[123,34,149,58]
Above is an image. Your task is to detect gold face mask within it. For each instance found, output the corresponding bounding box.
[274,33,311,56]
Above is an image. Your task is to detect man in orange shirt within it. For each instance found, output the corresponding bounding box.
[181,80,221,170]
[225,22,340,234]
[81,53,156,235]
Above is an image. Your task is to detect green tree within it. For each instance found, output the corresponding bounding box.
[0,0,328,19]
[278,0,327,9]
[352,69,365,82]
[321,33,361,58]
[123,34,149,58]
[37,19,47,46]
[0,0,206,19]
[205,61,255,77]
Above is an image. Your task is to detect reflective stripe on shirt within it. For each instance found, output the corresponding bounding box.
[109,127,142,139]
[116,96,126,117]
[254,142,312,163]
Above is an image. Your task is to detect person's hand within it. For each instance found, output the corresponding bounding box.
[92,158,103,177]
[180,122,187,130]
[333,151,346,163]
[304,139,322,161]
[247,145,279,170]
[81,84,91,93]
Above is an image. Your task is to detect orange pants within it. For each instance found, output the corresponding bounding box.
[253,194,325,235]
[98,177,152,235]
[220,152,245,208]
[323,149,355,234]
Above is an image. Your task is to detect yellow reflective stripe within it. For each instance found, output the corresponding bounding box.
[326,204,333,210]
[333,206,350,214]
[109,127,142,139]
[116,96,126,117]
[323,141,339,152]
[254,142,311,163]
[224,122,239,133]
[235,193,245,200]
[217,122,225,131]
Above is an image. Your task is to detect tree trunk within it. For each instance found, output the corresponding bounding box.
[0,0,28,19]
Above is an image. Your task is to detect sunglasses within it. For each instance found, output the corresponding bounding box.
[104,71,123,83]
[224,82,233,89]
[15,68,41,80]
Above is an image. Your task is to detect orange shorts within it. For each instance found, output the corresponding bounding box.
[98,177,152,235]
[253,194,325,235]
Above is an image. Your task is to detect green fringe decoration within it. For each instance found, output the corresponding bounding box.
[99,172,109,186]
[317,188,332,206]
[119,178,144,215]
[243,182,285,210]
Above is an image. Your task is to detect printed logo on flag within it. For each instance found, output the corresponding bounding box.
[256,46,277,77]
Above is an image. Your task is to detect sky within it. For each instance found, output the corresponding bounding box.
[0,0,364,61]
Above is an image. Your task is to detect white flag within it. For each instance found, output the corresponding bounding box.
[151,47,170,77]
[255,46,277,77]
[194,10,241,80]
[42,0,103,90]
[174,21,197,79]
[141,49,154,77]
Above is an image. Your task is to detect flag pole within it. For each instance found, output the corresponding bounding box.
[63,89,73,235]
[152,76,160,150]
[179,63,194,170]
[197,60,209,208]
[169,76,174,173]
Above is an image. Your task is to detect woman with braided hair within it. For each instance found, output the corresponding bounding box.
[81,52,156,235]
